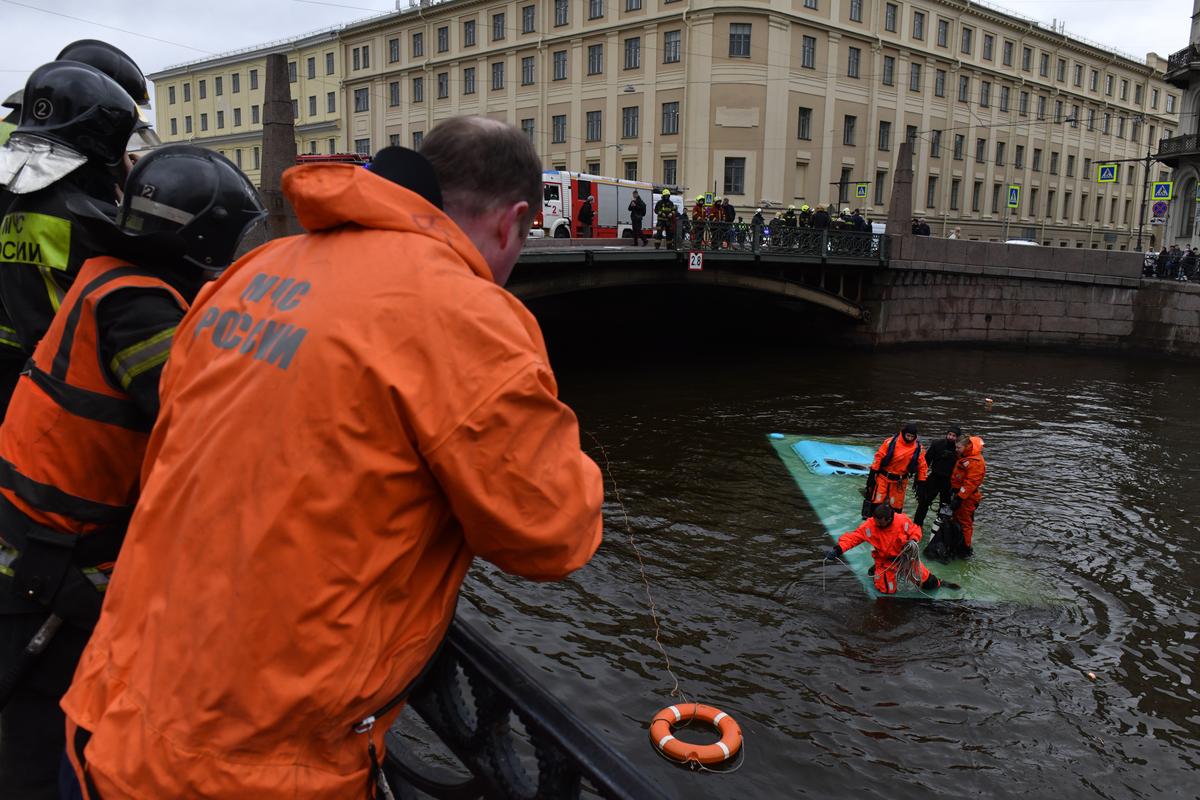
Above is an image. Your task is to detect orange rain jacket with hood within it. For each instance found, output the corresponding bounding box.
[62,163,604,799]
[836,512,930,594]
[951,436,986,546]
[869,433,928,511]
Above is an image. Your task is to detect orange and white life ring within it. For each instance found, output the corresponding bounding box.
[648,703,742,766]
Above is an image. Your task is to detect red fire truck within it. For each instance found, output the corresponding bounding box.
[532,170,664,239]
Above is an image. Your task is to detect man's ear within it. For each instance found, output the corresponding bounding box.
[497,200,530,250]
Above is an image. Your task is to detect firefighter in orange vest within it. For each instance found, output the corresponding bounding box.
[825,504,958,594]
[63,118,604,799]
[949,433,986,551]
[863,422,928,516]
[0,145,264,798]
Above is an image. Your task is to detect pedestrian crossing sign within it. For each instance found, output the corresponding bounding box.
[1152,181,1173,201]
[704,192,714,206]
[1007,185,1020,209]
[1097,163,1117,183]
[854,182,868,199]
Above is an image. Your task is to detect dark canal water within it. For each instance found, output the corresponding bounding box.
[449,288,1198,799]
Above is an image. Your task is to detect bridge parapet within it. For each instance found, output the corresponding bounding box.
[892,235,1141,281]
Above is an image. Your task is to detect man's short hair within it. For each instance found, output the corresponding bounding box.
[419,115,541,225]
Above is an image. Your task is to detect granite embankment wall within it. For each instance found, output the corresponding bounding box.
[862,237,1200,357]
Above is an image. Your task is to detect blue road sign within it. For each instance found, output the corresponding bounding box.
[1097,163,1117,183]
[854,183,868,199]
[1007,185,1020,209]
[1152,181,1174,201]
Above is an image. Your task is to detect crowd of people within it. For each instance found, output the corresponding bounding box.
[0,39,604,800]
[645,197,880,251]
[1145,244,1198,280]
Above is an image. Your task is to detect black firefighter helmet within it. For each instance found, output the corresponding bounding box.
[16,61,138,166]
[55,39,150,107]
[117,145,267,272]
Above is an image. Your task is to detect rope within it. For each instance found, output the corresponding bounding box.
[586,432,688,706]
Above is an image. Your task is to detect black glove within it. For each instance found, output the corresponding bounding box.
[861,469,877,498]
[949,494,963,511]
[823,546,842,562]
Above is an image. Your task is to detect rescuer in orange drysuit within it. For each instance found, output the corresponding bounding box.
[824,504,958,594]
[949,434,986,551]
[864,422,928,515]
[62,119,604,799]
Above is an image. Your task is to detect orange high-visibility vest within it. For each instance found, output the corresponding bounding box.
[0,256,184,538]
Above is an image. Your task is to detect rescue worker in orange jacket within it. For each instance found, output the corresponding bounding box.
[0,146,264,799]
[864,422,928,515]
[949,433,986,551]
[824,504,958,594]
[63,117,604,800]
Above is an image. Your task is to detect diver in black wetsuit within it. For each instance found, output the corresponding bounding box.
[913,425,961,527]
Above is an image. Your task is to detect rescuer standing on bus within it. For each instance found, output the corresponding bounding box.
[63,117,604,800]
[0,41,156,415]
[0,146,264,799]
[949,432,987,553]
[864,422,929,516]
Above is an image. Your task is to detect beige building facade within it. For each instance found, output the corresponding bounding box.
[148,30,345,186]
[152,0,1181,249]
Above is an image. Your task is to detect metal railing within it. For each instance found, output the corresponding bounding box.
[1167,44,1200,76]
[384,619,671,800]
[1157,134,1200,159]
[667,220,888,262]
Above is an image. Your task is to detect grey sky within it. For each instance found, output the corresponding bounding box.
[0,0,1193,100]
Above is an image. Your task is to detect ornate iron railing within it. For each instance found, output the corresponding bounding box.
[384,619,672,800]
[1157,134,1200,160]
[1167,44,1200,76]
[671,220,887,262]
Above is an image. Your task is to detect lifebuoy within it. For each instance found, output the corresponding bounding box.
[649,703,742,766]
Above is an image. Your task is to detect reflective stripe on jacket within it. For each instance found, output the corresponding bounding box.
[0,256,185,536]
[63,163,604,799]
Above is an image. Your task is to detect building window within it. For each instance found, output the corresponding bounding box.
[553,51,567,80]
[1055,58,1066,83]
[975,137,986,163]
[168,85,176,104]
[325,53,334,75]
[663,158,676,185]
[1037,52,1048,77]
[184,115,192,133]
[552,114,567,143]
[465,20,477,46]
[1062,192,1071,219]
[491,62,505,90]
[950,178,960,210]
[493,13,506,40]
[662,101,679,134]
[843,114,856,145]
[1019,90,1029,115]
[622,106,638,138]
[438,71,450,98]
[934,69,945,97]
[936,19,948,47]
[729,23,751,57]
[521,118,535,141]
[200,112,208,131]
[1037,95,1046,120]
[847,47,860,78]
[787,33,811,69]
[797,106,812,140]
[979,81,990,107]
[232,73,241,94]
[958,75,969,103]
[586,110,602,141]
[625,37,641,69]
[999,86,1009,112]
[983,34,993,60]
[992,183,1003,213]
[411,78,425,103]
[906,125,917,147]
[960,26,973,55]
[839,167,852,204]
[464,67,476,94]
[237,148,246,166]
[1032,148,1042,171]
[995,141,1005,166]
[1066,154,1075,177]
[1002,40,1013,66]
[327,92,336,113]
[930,130,941,157]
[355,138,370,155]
[912,11,925,40]
[183,82,191,102]
[664,30,681,63]
[251,105,259,124]
[354,88,369,112]
[953,134,964,160]
[589,0,604,19]
[625,161,638,181]
[724,157,745,194]
[169,117,177,135]
[884,3,897,32]
[882,56,894,86]
[199,79,208,98]
[412,32,424,57]
[522,5,535,33]
[216,76,225,97]
[1021,47,1032,71]
[438,27,449,52]
[927,176,937,209]
[307,96,315,116]
[1152,87,1159,108]
[909,63,921,92]
[411,131,423,148]
[1090,69,1098,91]
[1167,95,1177,113]
[554,0,567,26]
[1105,74,1113,96]
[388,134,400,148]
[849,0,862,22]
[875,171,887,204]
[521,57,535,85]
[1135,84,1143,104]
[878,120,891,151]
[1015,145,1024,168]
[1117,117,1125,138]
[627,0,641,9]
[253,146,260,169]
[1054,99,1063,122]
[588,44,603,74]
